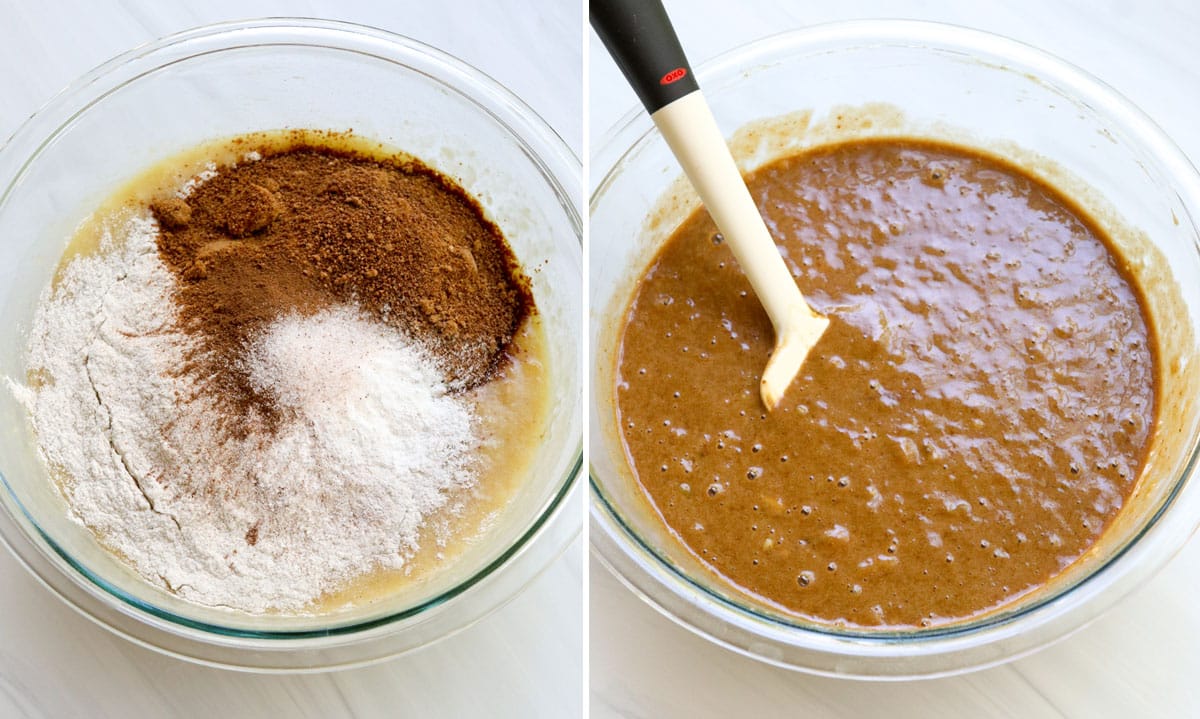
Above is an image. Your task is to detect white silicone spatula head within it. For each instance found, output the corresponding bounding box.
[656,96,831,409]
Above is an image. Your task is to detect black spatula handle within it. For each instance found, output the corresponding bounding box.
[591,0,700,114]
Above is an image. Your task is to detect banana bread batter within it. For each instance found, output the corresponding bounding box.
[615,138,1156,628]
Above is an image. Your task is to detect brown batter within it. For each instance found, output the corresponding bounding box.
[615,138,1156,628]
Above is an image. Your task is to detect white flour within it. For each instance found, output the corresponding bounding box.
[11,215,477,613]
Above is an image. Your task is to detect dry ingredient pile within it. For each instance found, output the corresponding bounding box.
[14,140,533,613]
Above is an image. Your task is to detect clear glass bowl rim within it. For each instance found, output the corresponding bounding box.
[589,18,1200,675]
[0,17,583,644]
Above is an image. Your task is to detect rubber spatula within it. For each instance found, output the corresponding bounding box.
[592,0,829,411]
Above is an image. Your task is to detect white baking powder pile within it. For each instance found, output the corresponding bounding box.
[11,214,478,613]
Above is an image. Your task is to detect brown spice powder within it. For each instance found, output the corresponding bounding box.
[151,142,533,431]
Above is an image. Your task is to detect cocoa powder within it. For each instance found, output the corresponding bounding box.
[150,142,533,430]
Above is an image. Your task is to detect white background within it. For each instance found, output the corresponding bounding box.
[0,1,582,717]
[589,1,1200,717]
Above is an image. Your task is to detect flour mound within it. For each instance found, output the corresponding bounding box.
[14,215,477,613]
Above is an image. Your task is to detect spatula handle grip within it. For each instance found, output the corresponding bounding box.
[590,0,699,113]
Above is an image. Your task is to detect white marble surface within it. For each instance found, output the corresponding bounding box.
[0,1,582,717]
[590,1,1200,717]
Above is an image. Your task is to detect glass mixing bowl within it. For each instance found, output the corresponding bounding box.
[0,19,582,671]
[590,20,1200,679]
